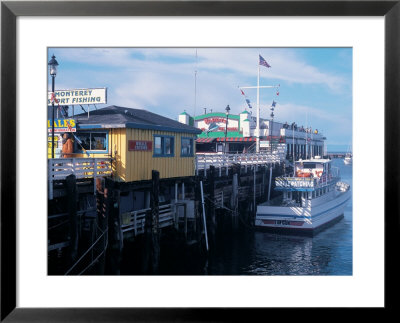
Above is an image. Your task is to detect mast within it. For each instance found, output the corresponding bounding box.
[306,110,308,159]
[256,64,260,152]
[194,49,198,118]
[293,125,295,162]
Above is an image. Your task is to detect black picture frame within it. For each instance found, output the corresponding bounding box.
[1,1,399,321]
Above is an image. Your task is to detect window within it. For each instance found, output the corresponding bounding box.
[153,135,174,157]
[303,162,316,169]
[181,137,194,157]
[75,131,107,153]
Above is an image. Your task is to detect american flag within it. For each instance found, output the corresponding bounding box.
[259,55,271,68]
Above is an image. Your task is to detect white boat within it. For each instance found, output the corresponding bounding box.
[343,153,352,165]
[255,157,351,234]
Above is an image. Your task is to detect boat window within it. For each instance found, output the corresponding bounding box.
[303,162,316,169]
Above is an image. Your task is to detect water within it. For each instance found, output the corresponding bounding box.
[158,158,352,276]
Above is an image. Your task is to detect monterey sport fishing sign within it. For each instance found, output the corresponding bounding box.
[47,88,107,106]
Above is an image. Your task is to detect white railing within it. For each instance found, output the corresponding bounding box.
[275,173,339,190]
[120,204,179,235]
[276,177,316,189]
[195,149,285,175]
[48,158,112,199]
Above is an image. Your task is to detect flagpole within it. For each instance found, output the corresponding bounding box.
[256,64,260,153]
[194,49,197,118]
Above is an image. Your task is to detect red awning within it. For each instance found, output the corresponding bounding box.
[196,137,215,143]
[216,137,256,142]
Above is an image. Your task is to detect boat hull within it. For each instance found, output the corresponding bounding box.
[255,189,351,234]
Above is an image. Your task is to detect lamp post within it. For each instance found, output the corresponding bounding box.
[224,105,230,154]
[48,55,59,158]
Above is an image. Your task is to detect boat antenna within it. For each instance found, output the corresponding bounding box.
[306,110,309,159]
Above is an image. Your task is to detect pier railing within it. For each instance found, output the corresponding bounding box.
[120,204,175,235]
[48,158,112,199]
[195,150,285,176]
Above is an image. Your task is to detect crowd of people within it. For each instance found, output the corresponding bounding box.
[283,122,318,134]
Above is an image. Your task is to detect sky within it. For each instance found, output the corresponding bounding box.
[48,47,352,152]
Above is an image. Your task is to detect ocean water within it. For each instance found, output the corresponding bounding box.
[157,157,353,276]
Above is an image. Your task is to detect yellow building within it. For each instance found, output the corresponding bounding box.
[71,106,201,182]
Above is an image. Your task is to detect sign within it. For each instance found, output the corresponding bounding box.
[48,134,62,158]
[195,116,238,132]
[48,88,107,106]
[128,140,152,151]
[48,119,76,132]
[260,140,269,148]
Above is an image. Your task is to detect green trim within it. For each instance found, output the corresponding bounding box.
[194,112,240,120]
[243,119,250,122]
[180,111,189,115]
[241,110,250,114]
[197,131,243,138]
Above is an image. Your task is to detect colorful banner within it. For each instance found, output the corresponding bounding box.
[48,119,76,133]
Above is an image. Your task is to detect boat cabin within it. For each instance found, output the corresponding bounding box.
[295,157,331,179]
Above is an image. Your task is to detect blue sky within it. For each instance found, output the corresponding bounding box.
[48,47,352,151]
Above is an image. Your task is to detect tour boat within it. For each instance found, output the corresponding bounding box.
[255,157,351,234]
[343,153,352,165]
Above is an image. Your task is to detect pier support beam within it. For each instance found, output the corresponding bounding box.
[66,174,78,267]
[208,166,216,248]
[95,177,108,275]
[108,185,123,275]
[144,170,160,274]
[231,172,239,231]
[267,165,273,201]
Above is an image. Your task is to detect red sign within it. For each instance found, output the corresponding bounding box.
[128,140,152,151]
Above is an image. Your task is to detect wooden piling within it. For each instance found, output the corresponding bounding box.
[231,170,239,231]
[110,186,123,275]
[150,170,160,273]
[66,174,78,266]
[208,165,216,248]
[95,177,108,275]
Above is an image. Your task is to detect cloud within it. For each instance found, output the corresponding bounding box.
[52,47,348,91]
[49,47,352,145]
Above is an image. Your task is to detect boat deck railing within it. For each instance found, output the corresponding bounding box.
[48,157,113,199]
[275,174,340,190]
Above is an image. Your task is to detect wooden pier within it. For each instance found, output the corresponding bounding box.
[48,152,286,275]
[326,152,346,158]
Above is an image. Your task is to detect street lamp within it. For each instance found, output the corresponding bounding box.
[48,55,59,158]
[224,105,230,154]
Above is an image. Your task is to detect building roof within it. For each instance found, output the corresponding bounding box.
[194,112,240,120]
[74,105,202,134]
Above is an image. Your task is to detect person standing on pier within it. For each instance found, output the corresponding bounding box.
[62,133,74,158]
